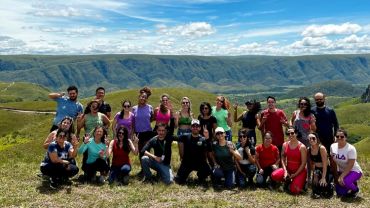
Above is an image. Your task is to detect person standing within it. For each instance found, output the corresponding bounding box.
[212,96,233,141]
[85,87,111,119]
[48,85,83,132]
[257,96,288,152]
[175,119,212,185]
[311,92,339,153]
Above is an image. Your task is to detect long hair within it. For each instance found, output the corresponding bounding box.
[119,100,131,119]
[239,130,252,160]
[58,116,75,141]
[139,86,152,98]
[297,97,312,117]
[159,94,170,114]
[180,96,192,115]
[199,102,212,116]
[115,126,130,152]
[93,126,108,144]
[217,96,231,110]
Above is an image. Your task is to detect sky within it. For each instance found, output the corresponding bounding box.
[1,0,370,56]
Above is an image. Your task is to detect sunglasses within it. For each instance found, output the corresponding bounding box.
[288,132,295,135]
[182,102,189,104]
[118,132,124,135]
[216,132,224,136]
[123,105,130,108]
[202,107,209,110]
[335,135,345,139]
[58,134,67,139]
[309,136,316,140]
[240,135,247,138]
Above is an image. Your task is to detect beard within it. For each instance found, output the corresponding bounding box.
[316,102,325,107]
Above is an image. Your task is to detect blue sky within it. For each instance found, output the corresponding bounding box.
[1,0,370,55]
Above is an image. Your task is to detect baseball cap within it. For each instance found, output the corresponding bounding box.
[215,127,225,133]
[191,119,200,126]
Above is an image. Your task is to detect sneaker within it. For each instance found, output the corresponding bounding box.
[142,176,154,184]
[347,189,360,198]
[49,178,58,189]
[311,193,321,199]
[122,175,129,185]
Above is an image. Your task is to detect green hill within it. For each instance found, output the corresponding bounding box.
[0,82,50,103]
[0,54,369,96]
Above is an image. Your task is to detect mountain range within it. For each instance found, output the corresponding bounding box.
[0,54,369,96]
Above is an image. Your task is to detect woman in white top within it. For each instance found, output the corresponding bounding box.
[330,128,362,197]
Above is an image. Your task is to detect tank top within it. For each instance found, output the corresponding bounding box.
[293,110,314,147]
[308,145,322,163]
[178,112,192,125]
[111,140,130,167]
[284,141,303,173]
[85,112,104,134]
[156,110,171,125]
[242,111,257,129]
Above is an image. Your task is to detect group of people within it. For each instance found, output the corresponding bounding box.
[39,85,363,199]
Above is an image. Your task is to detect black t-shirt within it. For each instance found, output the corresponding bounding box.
[179,134,211,164]
[84,101,111,116]
[141,135,173,166]
[198,115,217,136]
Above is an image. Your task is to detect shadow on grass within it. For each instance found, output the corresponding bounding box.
[340,196,365,204]
[35,179,62,194]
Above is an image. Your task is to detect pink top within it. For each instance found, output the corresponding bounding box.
[156,110,171,125]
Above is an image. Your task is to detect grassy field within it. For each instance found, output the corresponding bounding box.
[0,87,369,207]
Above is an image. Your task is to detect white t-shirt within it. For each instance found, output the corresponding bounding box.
[330,143,362,173]
[237,147,255,165]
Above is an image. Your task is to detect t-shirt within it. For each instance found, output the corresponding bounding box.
[78,138,107,164]
[311,106,339,145]
[141,135,173,166]
[179,134,211,164]
[42,141,73,164]
[114,112,134,138]
[212,141,235,171]
[212,106,231,131]
[132,104,153,132]
[256,144,279,169]
[237,146,256,165]
[261,109,287,147]
[198,115,217,136]
[330,143,362,173]
[242,111,257,129]
[53,96,83,125]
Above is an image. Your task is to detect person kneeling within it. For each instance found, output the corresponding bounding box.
[141,124,174,185]
[40,129,79,189]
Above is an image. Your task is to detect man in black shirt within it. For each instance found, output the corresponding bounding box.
[83,87,111,119]
[175,119,212,185]
[141,123,173,184]
[311,92,339,152]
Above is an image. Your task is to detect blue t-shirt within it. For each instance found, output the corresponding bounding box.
[43,141,72,164]
[53,96,83,125]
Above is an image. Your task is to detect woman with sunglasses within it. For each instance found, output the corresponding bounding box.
[212,96,232,141]
[153,94,174,134]
[234,100,261,146]
[279,127,307,195]
[107,126,138,185]
[330,128,362,198]
[40,129,79,189]
[308,133,333,198]
[112,100,135,139]
[290,97,316,148]
[211,127,241,189]
[78,126,110,184]
[175,97,193,136]
[198,102,217,138]
[255,131,280,188]
[235,131,257,188]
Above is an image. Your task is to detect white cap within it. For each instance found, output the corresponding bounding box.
[215,127,225,133]
[191,119,200,126]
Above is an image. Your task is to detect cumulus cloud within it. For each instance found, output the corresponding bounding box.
[156,22,216,38]
[301,22,361,37]
[0,36,26,54]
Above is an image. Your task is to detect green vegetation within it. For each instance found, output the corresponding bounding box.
[0,86,369,207]
[0,82,50,103]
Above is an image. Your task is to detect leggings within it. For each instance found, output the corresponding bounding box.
[336,171,362,196]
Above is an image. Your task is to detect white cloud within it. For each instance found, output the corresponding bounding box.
[301,22,361,37]
[156,22,216,38]
[39,26,107,36]
[0,36,26,54]
[290,37,332,48]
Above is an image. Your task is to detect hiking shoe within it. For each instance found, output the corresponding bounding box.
[97,176,105,184]
[49,178,58,189]
[347,189,360,198]
[122,175,129,185]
